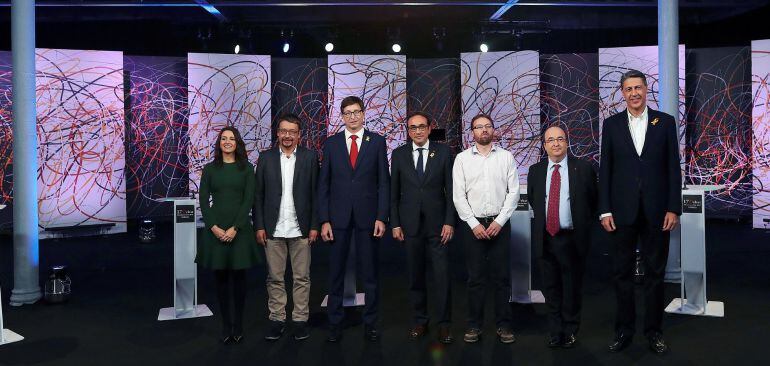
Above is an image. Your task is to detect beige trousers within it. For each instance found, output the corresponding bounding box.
[265,237,311,322]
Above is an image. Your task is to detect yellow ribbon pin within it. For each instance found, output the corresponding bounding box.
[651,117,659,126]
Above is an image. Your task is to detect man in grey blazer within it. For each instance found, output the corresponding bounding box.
[253,113,319,342]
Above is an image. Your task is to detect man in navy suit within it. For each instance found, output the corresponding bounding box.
[599,70,681,354]
[318,96,390,342]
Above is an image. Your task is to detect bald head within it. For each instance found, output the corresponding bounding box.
[543,126,567,162]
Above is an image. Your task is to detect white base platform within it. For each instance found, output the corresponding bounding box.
[665,298,724,317]
[321,293,365,307]
[510,290,546,304]
[157,304,213,321]
[1,328,24,345]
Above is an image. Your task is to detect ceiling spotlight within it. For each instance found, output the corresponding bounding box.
[282,42,290,54]
[480,43,489,53]
[392,43,401,53]
[325,42,334,53]
[234,44,240,54]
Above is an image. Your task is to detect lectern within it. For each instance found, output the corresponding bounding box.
[665,185,725,317]
[0,204,24,345]
[157,198,213,320]
[509,186,545,303]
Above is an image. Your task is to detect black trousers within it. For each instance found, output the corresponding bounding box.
[214,269,246,333]
[327,215,380,327]
[612,204,670,337]
[405,219,451,326]
[540,229,585,336]
[464,219,512,329]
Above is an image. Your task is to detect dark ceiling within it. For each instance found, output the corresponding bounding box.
[1,1,770,57]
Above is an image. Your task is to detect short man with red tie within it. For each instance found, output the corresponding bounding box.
[527,126,597,349]
[318,96,390,342]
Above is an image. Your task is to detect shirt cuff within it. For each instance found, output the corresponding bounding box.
[599,213,612,220]
[465,217,481,230]
[493,216,508,228]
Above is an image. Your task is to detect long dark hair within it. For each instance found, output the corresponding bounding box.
[213,126,248,170]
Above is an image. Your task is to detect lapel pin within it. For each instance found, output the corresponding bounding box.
[429,151,435,158]
[365,136,370,142]
[651,117,659,126]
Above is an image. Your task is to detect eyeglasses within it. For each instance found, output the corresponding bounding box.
[342,110,363,119]
[407,124,429,132]
[545,137,566,144]
[277,129,299,136]
[472,124,494,131]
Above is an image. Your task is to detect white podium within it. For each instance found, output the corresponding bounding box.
[509,186,545,304]
[1,204,24,345]
[665,185,725,317]
[321,237,365,307]
[157,198,213,321]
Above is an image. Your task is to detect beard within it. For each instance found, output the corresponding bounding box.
[475,134,492,145]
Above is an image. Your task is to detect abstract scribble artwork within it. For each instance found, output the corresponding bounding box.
[461,51,541,180]
[686,47,752,216]
[751,40,770,228]
[0,51,11,227]
[125,56,189,219]
[187,53,271,202]
[327,55,407,161]
[36,48,127,235]
[541,53,600,166]
[272,58,328,153]
[598,45,686,158]
[407,58,462,153]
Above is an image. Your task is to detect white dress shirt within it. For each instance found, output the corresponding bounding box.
[273,147,302,238]
[412,140,430,171]
[452,144,520,229]
[600,106,649,220]
[344,128,365,154]
[544,155,573,230]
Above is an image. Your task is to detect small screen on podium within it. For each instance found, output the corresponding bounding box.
[516,194,529,211]
[176,205,195,223]
[682,195,703,214]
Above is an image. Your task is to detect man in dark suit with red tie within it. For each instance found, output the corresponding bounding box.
[599,70,682,354]
[528,126,597,349]
[318,96,390,343]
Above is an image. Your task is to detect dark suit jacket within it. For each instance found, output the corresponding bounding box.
[252,146,319,237]
[528,156,597,258]
[598,108,682,226]
[390,141,455,236]
[318,130,390,230]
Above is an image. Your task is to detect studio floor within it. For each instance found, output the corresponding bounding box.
[1,219,769,366]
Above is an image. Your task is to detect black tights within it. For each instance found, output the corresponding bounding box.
[214,269,246,334]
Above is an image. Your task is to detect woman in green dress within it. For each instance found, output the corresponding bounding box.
[196,126,260,344]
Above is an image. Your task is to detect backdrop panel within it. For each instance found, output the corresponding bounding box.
[598,45,686,162]
[541,53,600,166]
[35,49,127,236]
[272,58,328,153]
[686,47,752,217]
[187,53,271,204]
[125,55,189,220]
[460,50,541,180]
[327,55,407,162]
[407,58,462,153]
[751,40,770,228]
[0,51,11,228]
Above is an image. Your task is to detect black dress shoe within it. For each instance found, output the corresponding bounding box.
[547,334,562,348]
[562,334,577,348]
[608,333,633,352]
[364,325,380,342]
[438,325,454,344]
[648,333,668,354]
[326,326,342,343]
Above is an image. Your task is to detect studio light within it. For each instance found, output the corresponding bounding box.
[480,43,489,53]
[392,43,401,53]
[234,44,240,54]
[282,42,290,54]
[325,42,334,53]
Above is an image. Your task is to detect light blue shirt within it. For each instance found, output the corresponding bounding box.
[544,155,573,229]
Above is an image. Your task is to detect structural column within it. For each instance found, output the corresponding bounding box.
[659,0,682,282]
[10,0,41,306]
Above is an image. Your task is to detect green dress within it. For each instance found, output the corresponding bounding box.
[196,161,260,270]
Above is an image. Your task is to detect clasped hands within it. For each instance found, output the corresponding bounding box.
[211,225,237,243]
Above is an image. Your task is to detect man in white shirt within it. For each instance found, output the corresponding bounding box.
[253,113,319,341]
[452,113,520,344]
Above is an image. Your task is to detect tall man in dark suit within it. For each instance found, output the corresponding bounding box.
[253,113,319,342]
[318,96,390,342]
[390,112,455,344]
[527,126,597,349]
[599,70,681,354]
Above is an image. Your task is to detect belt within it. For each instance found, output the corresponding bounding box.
[475,216,496,226]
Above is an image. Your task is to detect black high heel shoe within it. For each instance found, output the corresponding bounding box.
[221,326,233,344]
[232,325,243,344]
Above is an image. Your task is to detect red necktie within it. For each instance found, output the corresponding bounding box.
[546,164,561,237]
[349,135,359,168]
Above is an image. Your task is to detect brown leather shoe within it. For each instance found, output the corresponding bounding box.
[409,324,428,339]
[438,325,454,344]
